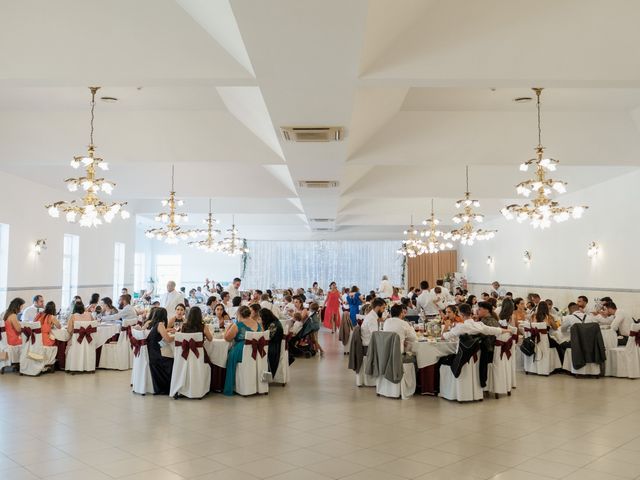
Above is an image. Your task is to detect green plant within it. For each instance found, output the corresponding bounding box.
[241,239,250,278]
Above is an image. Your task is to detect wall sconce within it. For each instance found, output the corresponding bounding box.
[33,239,47,255]
[486,256,494,265]
[460,259,466,269]
[587,241,599,258]
[523,250,531,264]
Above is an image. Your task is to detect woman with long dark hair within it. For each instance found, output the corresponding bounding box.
[3,297,25,345]
[499,297,515,324]
[36,301,60,347]
[182,306,213,341]
[534,300,559,330]
[147,308,175,394]
[259,308,284,376]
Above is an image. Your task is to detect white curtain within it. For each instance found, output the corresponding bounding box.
[243,240,403,292]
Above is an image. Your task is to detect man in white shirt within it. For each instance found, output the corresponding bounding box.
[21,294,44,322]
[442,303,510,341]
[383,304,417,354]
[559,302,594,342]
[491,281,507,299]
[576,295,589,313]
[102,294,138,323]
[433,280,453,305]
[416,281,440,318]
[378,275,393,299]
[604,301,633,345]
[361,298,387,347]
[226,277,242,301]
[161,281,185,314]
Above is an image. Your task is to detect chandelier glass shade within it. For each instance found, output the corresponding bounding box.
[188,199,221,252]
[449,166,496,245]
[45,87,129,227]
[217,217,249,256]
[145,166,206,244]
[397,216,426,258]
[501,88,588,229]
[420,200,454,254]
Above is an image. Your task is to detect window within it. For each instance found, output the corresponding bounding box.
[155,254,181,295]
[133,252,145,294]
[113,242,125,299]
[0,224,9,312]
[61,234,79,309]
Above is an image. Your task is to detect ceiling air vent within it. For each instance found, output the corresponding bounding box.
[312,227,334,232]
[309,218,335,223]
[298,180,339,189]
[281,126,343,142]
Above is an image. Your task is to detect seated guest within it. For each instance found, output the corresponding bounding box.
[259,308,284,375]
[477,301,500,327]
[195,287,205,304]
[604,301,632,345]
[182,306,213,341]
[101,294,137,322]
[442,305,463,332]
[576,295,589,313]
[86,293,100,313]
[141,306,159,329]
[205,295,217,315]
[498,297,514,326]
[168,303,186,329]
[291,312,304,335]
[466,295,478,312]
[480,292,490,302]
[533,300,559,330]
[224,306,262,396]
[292,295,308,321]
[402,297,419,317]
[100,297,118,315]
[229,296,242,318]
[214,304,231,329]
[66,302,93,334]
[383,304,417,353]
[442,303,510,341]
[391,287,401,302]
[545,299,561,322]
[560,302,591,339]
[4,298,26,345]
[505,292,513,299]
[249,303,263,328]
[361,298,387,349]
[147,308,174,394]
[35,301,61,347]
[259,293,278,314]
[511,298,527,331]
[220,291,231,310]
[307,302,324,356]
[188,289,199,306]
[21,295,44,323]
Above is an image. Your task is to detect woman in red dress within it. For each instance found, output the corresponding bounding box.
[323,282,343,333]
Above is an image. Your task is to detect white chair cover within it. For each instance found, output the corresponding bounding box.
[19,322,57,376]
[272,336,290,385]
[170,332,211,398]
[0,319,21,370]
[130,328,154,394]
[376,363,416,400]
[606,324,640,378]
[439,344,483,402]
[522,321,561,375]
[98,318,138,371]
[511,334,518,388]
[65,320,98,372]
[235,330,270,396]
[486,332,514,396]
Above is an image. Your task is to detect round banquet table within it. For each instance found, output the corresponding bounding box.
[412,339,457,395]
[164,336,230,392]
[51,323,120,370]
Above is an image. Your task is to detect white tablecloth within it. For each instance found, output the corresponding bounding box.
[601,329,618,350]
[413,340,457,369]
[51,324,120,348]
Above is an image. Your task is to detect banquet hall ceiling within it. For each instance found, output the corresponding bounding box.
[1,0,639,240]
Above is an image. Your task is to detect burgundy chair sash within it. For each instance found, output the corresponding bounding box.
[244,336,269,360]
[130,337,147,357]
[630,330,640,347]
[74,326,97,344]
[175,338,204,360]
[495,337,514,359]
[283,333,293,351]
[121,325,133,342]
[105,333,120,344]
[524,326,547,344]
[21,327,41,344]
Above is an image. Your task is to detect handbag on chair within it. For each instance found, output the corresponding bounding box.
[520,337,536,357]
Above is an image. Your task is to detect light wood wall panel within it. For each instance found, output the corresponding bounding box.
[407,250,457,289]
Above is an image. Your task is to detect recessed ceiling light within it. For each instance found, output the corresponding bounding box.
[513,96,533,103]
[100,96,118,103]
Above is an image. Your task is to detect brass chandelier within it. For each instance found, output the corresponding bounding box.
[145,166,205,244]
[501,88,587,229]
[397,216,426,258]
[420,200,454,254]
[217,216,249,256]
[45,87,129,227]
[188,199,221,252]
[449,166,496,245]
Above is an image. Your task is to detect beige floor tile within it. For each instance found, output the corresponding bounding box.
[274,447,332,467]
[513,457,578,478]
[166,457,227,477]
[96,457,157,478]
[376,458,439,478]
[306,458,367,479]
[0,466,41,480]
[340,448,396,467]
[267,468,334,480]
[584,457,640,478]
[24,456,88,477]
[236,458,296,479]
[42,467,113,480]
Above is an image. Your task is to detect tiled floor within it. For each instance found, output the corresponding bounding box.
[2,331,640,479]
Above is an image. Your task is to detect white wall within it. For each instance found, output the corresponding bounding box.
[0,170,136,306]
[460,169,640,314]
[136,226,241,293]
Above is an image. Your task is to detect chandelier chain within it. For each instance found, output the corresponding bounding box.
[535,87,543,147]
[89,86,99,147]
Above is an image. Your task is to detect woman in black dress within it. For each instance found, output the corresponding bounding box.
[259,308,284,376]
[147,307,174,395]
